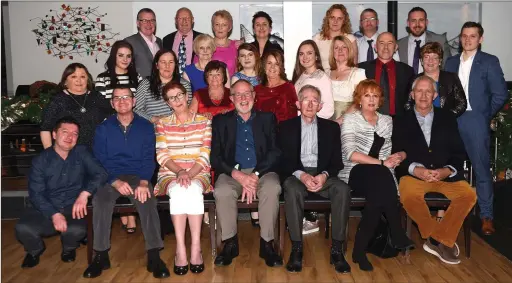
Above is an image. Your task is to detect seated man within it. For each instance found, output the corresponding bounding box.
[83,87,170,278]
[392,76,477,265]
[279,85,351,273]
[211,79,283,267]
[15,116,107,268]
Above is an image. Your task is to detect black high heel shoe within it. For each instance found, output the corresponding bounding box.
[173,256,189,276]
[352,252,374,271]
[389,234,415,251]
[190,252,205,274]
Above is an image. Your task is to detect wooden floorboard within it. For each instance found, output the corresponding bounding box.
[2,217,512,283]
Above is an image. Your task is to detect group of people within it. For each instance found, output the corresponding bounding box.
[14,3,509,279]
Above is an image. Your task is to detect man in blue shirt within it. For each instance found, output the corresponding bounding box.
[211,79,283,268]
[83,86,169,279]
[15,116,107,268]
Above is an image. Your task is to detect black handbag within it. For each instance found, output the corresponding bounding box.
[365,215,399,258]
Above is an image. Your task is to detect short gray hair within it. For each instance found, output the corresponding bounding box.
[230,79,254,95]
[298,84,322,101]
[412,75,437,93]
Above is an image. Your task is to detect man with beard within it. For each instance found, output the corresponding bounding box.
[397,7,451,74]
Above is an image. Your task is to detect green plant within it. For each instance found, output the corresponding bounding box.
[492,88,512,175]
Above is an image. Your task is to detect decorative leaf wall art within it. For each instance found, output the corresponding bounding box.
[30,4,120,62]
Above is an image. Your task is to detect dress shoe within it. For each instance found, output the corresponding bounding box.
[251,217,260,227]
[173,256,189,276]
[147,257,171,278]
[259,238,283,267]
[83,250,111,278]
[214,234,239,266]
[352,252,374,271]
[482,218,495,235]
[21,253,40,268]
[61,250,76,262]
[190,252,205,274]
[330,242,351,273]
[285,241,303,272]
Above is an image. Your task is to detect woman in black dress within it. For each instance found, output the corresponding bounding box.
[40,63,111,149]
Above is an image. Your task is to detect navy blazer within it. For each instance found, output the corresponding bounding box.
[277,116,342,182]
[444,51,508,119]
[211,110,281,181]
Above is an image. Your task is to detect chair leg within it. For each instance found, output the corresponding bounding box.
[208,204,216,257]
[324,212,330,239]
[87,207,94,264]
[279,204,285,257]
[404,215,412,256]
[463,212,472,258]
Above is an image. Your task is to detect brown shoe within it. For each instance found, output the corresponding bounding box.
[482,218,495,235]
[423,240,461,265]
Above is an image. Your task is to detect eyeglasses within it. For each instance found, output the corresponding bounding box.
[361,17,377,23]
[112,95,133,102]
[167,92,186,102]
[138,19,156,24]
[232,92,254,99]
[301,99,320,105]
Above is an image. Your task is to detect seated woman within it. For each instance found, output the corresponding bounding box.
[338,79,413,271]
[189,60,234,119]
[154,82,212,276]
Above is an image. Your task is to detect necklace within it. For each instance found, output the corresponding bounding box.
[65,90,89,113]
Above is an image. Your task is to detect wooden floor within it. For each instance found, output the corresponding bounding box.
[2,217,512,283]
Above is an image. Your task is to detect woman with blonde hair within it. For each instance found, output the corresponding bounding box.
[328,35,366,124]
[183,34,216,93]
[210,10,239,77]
[313,4,358,70]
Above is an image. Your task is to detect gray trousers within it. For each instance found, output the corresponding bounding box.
[213,169,281,242]
[92,175,163,251]
[283,168,351,242]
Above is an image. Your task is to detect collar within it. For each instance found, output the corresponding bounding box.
[236,110,256,123]
[300,115,317,126]
[409,32,426,44]
[376,58,396,67]
[139,32,156,43]
[413,106,434,118]
[460,52,476,63]
[177,29,193,38]
[170,112,195,125]
[364,33,378,41]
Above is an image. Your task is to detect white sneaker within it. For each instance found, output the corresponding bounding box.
[302,218,319,235]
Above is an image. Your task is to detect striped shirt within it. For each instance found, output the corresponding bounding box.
[338,111,397,186]
[95,72,143,99]
[155,113,212,192]
[134,78,192,121]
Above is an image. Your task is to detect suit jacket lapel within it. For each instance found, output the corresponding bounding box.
[317,118,327,170]
[227,112,237,158]
[293,117,303,168]
[425,31,433,43]
[408,110,429,149]
[430,109,441,150]
[468,51,482,102]
[251,112,262,161]
[136,33,156,64]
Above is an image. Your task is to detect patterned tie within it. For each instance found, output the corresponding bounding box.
[380,63,390,115]
[178,35,187,75]
[367,39,374,61]
[413,39,421,74]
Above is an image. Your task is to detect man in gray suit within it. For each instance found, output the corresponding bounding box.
[125,8,163,78]
[397,7,451,74]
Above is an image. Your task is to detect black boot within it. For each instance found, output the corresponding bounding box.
[259,238,283,267]
[83,250,111,278]
[285,241,303,272]
[21,253,40,268]
[147,248,170,278]
[330,240,351,273]
[61,250,76,262]
[214,234,239,266]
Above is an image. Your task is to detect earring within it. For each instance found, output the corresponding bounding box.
[359,103,362,108]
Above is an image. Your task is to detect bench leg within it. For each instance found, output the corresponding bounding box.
[208,204,216,257]
[87,207,94,264]
[324,212,330,239]
[279,204,285,257]
[463,212,472,258]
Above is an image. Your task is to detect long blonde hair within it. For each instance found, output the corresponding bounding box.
[319,4,353,40]
[328,36,356,71]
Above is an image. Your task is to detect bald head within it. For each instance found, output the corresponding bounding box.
[375,32,397,62]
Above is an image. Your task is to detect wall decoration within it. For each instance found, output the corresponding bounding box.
[239,4,284,50]
[30,4,120,62]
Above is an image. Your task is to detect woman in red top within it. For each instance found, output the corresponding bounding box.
[254,50,298,123]
[190,60,234,119]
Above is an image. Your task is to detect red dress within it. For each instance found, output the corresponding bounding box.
[194,87,234,117]
[254,81,298,123]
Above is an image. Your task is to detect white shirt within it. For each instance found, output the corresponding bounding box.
[458,53,475,111]
[407,33,426,73]
[357,33,399,63]
[139,32,160,57]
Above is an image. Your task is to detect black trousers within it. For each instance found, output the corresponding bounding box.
[349,164,404,255]
[284,168,351,242]
[15,205,86,256]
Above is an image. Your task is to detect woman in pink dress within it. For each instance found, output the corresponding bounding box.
[210,10,239,78]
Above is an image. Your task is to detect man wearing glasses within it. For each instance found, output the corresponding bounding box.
[357,8,399,63]
[163,7,203,75]
[211,79,283,268]
[278,85,351,273]
[125,8,163,77]
[83,86,170,279]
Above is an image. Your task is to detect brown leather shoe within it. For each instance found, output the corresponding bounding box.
[482,218,495,235]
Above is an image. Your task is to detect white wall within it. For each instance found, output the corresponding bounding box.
[482,2,512,80]
[8,2,133,88]
[283,2,312,80]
